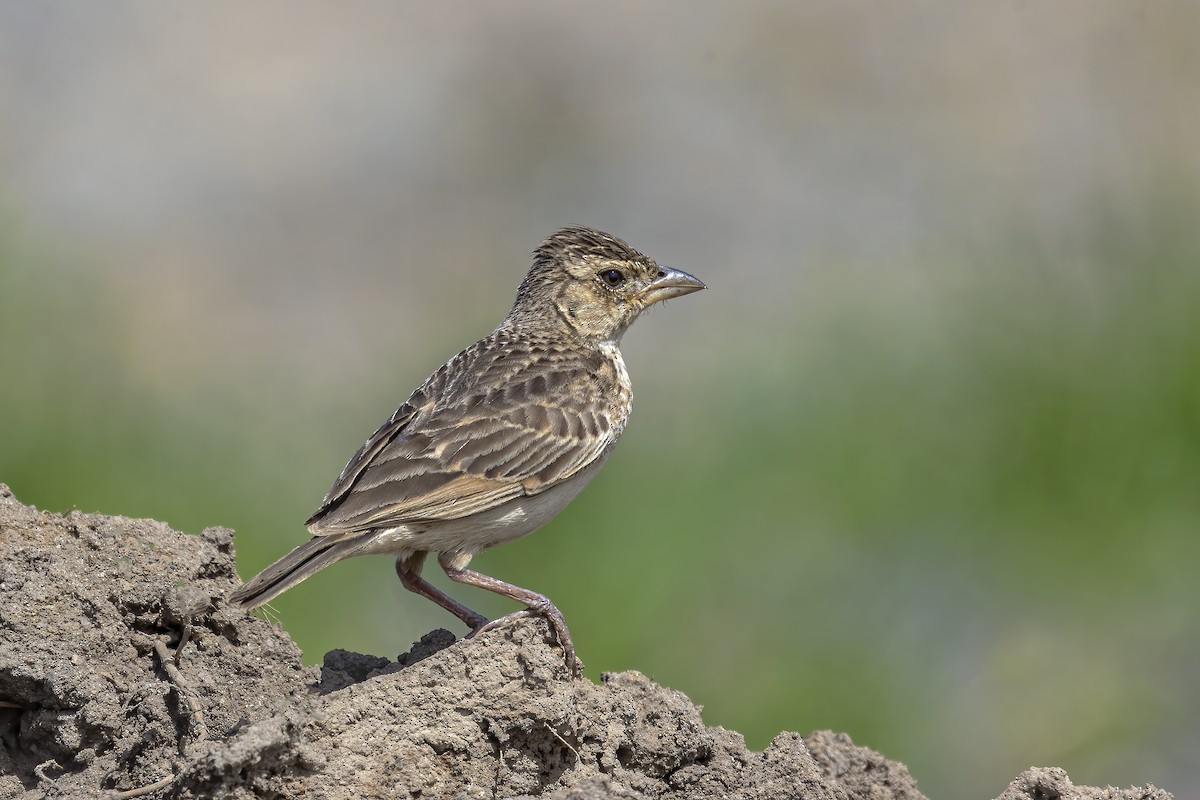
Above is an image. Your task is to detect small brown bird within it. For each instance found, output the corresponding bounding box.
[228,226,704,675]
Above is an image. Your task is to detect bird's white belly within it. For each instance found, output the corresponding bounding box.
[361,455,608,557]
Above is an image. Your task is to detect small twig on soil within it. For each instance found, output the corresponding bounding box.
[113,775,175,798]
[152,638,209,744]
[173,617,193,662]
[544,722,580,759]
[0,699,30,709]
[34,759,60,786]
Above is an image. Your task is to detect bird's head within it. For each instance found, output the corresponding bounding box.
[511,226,706,344]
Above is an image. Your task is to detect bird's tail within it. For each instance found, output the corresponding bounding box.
[227,533,372,610]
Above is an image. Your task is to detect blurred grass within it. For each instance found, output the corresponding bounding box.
[2,201,1197,797]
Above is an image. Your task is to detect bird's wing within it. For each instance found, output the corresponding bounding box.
[306,335,625,535]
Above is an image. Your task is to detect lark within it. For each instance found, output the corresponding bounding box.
[228,226,705,675]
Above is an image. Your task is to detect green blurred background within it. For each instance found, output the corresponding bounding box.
[1,3,1197,797]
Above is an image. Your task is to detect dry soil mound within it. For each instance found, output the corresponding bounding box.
[0,485,1173,799]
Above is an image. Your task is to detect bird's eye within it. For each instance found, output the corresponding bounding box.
[599,269,625,287]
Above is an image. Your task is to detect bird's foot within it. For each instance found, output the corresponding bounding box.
[470,606,580,677]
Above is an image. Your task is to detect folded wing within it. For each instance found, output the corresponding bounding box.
[306,336,623,535]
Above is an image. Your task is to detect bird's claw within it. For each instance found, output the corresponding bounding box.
[469,609,580,678]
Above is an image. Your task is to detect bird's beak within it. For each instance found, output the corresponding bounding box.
[638,266,707,306]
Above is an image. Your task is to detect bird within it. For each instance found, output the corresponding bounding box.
[227,226,705,676]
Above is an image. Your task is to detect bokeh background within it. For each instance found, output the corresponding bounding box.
[2,3,1197,797]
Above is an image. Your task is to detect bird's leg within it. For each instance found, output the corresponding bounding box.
[395,551,488,630]
[437,551,579,677]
